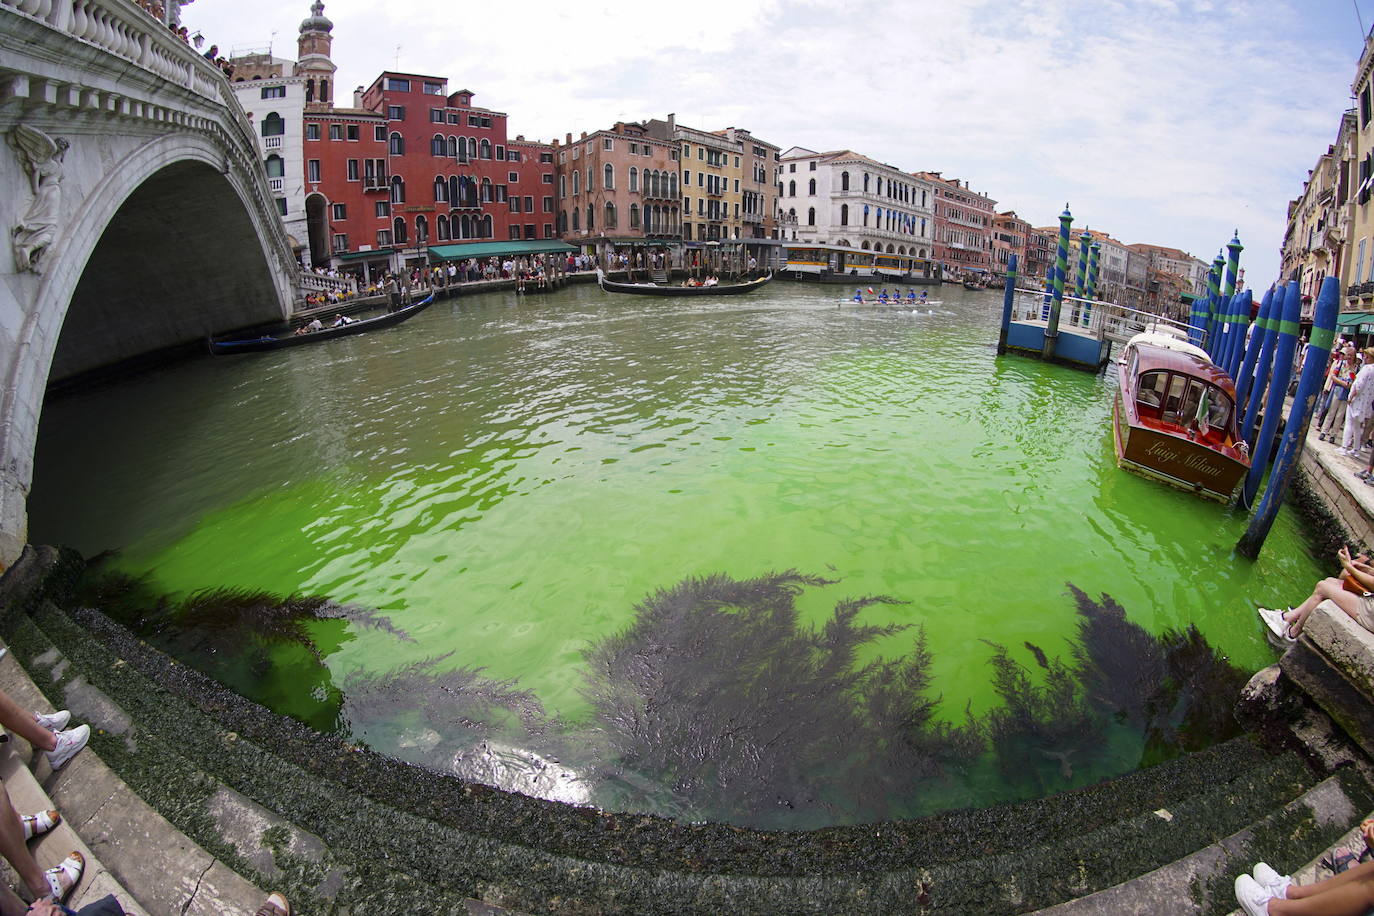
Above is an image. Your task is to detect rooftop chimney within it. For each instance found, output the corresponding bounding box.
[353,86,363,107]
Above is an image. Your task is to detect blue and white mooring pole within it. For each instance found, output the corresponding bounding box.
[998,254,1018,355]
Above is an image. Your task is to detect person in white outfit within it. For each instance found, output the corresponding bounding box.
[1342,348,1374,457]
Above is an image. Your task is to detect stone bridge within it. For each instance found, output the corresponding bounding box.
[0,0,297,566]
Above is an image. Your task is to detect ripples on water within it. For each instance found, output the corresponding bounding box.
[32,283,1323,827]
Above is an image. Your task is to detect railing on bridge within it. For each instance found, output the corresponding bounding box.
[1009,287,1198,346]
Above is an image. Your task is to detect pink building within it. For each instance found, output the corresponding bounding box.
[913,172,996,277]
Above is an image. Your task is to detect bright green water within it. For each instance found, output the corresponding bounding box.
[29,281,1322,825]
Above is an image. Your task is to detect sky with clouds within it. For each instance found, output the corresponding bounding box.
[185,0,1371,284]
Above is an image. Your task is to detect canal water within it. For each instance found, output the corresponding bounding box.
[29,280,1323,829]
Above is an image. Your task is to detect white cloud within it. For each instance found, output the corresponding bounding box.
[188,0,1362,284]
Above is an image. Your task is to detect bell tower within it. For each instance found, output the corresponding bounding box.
[294,0,336,109]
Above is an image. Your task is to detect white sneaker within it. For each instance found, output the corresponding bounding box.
[1235,873,1273,916]
[45,725,89,770]
[34,710,70,732]
[1257,607,1290,638]
[1253,862,1291,899]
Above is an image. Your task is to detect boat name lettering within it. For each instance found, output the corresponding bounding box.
[1142,440,1224,477]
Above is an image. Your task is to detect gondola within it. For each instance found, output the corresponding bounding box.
[596,269,772,297]
[207,293,436,355]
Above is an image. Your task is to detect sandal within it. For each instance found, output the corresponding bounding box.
[255,892,291,916]
[21,809,60,841]
[43,850,82,901]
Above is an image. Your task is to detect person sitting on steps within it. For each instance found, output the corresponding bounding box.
[1258,545,1374,644]
[1237,859,1374,915]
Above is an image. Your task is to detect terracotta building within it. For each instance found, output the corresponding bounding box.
[991,211,1030,278]
[913,172,996,277]
[553,121,681,264]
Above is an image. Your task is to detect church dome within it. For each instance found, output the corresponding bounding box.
[299,1,333,34]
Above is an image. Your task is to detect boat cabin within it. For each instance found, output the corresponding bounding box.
[1125,343,1241,449]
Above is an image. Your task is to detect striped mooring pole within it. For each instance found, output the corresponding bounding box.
[1237,276,1340,557]
[1042,205,1072,361]
[998,254,1018,355]
[1073,231,1091,323]
[1241,284,1285,448]
[1232,285,1273,409]
[1240,281,1302,508]
[1205,253,1226,359]
[1085,241,1101,313]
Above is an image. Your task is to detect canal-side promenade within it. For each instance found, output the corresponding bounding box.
[2,435,1374,914]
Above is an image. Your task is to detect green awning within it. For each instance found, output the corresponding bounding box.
[427,241,575,261]
[1336,312,1374,328]
[336,247,395,261]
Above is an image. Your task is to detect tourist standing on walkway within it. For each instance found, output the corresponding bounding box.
[1343,348,1374,457]
[1319,347,1358,442]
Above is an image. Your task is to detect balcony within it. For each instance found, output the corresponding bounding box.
[362,176,390,192]
[268,178,284,192]
[263,135,283,150]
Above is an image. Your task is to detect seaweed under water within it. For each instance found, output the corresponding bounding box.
[70,564,1251,827]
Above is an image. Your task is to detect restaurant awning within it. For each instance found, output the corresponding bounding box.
[336,247,395,261]
[1336,312,1374,328]
[426,240,575,261]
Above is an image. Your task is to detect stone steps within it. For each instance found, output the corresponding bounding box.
[3,545,1373,914]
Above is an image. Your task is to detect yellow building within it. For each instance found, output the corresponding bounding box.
[1284,112,1354,321]
[1344,32,1374,316]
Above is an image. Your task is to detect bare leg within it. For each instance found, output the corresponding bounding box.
[1284,579,1364,636]
[0,785,48,899]
[1270,861,1374,913]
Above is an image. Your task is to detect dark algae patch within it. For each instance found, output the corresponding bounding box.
[71,560,1253,830]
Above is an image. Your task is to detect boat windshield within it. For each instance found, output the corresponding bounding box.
[1138,370,1235,438]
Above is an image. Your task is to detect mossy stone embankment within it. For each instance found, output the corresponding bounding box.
[0,546,1362,914]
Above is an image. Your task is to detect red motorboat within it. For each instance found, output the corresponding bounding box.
[1112,329,1251,503]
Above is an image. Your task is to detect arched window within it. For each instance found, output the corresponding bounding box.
[319,79,328,104]
[648,170,658,198]
[264,154,284,178]
[808,178,816,195]
[572,208,580,230]
[629,167,639,192]
[479,138,492,159]
[788,180,796,197]
[459,215,471,239]
[586,204,594,230]
[559,174,567,197]
[605,202,616,228]
[448,176,460,207]
[586,167,593,191]
[604,163,614,190]
[840,204,848,226]
[437,215,450,240]
[482,215,492,238]
[559,210,568,233]
[863,173,870,192]
[389,132,404,155]
[807,207,816,226]
[416,215,429,244]
[447,136,458,158]
[393,216,408,244]
[669,172,677,198]
[887,243,895,253]
[467,137,477,160]
[390,176,405,203]
[630,203,640,228]
[481,177,492,203]
[261,112,284,137]
[862,240,871,250]
[572,171,580,196]
[841,171,850,191]
[788,207,796,221]
[431,134,444,156]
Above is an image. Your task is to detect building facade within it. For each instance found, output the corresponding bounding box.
[1344,34,1374,314]
[913,172,996,277]
[776,147,934,259]
[552,122,682,260]
[991,211,1030,277]
[228,53,310,264]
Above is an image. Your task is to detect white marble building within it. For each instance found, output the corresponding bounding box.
[229,60,311,264]
[777,147,934,259]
